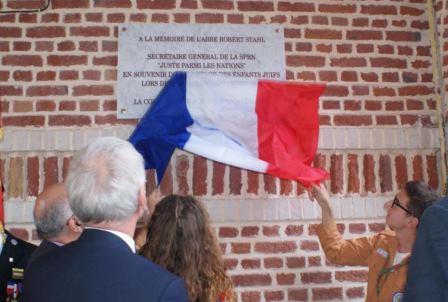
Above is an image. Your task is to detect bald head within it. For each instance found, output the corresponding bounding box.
[34,183,82,244]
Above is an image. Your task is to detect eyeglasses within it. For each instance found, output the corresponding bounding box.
[391,196,414,216]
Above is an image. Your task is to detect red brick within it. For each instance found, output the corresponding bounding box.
[202,0,233,9]
[412,155,423,181]
[361,5,397,15]
[26,26,65,38]
[401,5,424,15]
[278,1,314,12]
[237,1,273,11]
[174,13,189,23]
[210,162,224,195]
[13,41,31,51]
[347,154,359,193]
[336,270,368,282]
[159,163,173,195]
[241,291,260,302]
[232,274,271,286]
[62,157,71,181]
[263,174,277,194]
[92,55,117,66]
[224,258,238,270]
[49,115,90,126]
[349,223,366,234]
[401,114,418,126]
[195,13,224,23]
[231,242,251,254]
[332,17,348,26]
[255,241,297,253]
[264,290,284,301]
[322,101,339,110]
[277,273,295,285]
[59,70,79,80]
[48,55,87,66]
[3,116,45,126]
[284,28,301,38]
[263,225,280,237]
[94,0,131,7]
[174,154,189,194]
[386,31,421,42]
[13,101,33,113]
[247,171,259,194]
[316,44,332,53]
[287,55,325,67]
[373,87,395,97]
[363,155,376,193]
[36,71,56,81]
[0,86,22,96]
[323,86,349,97]
[13,70,32,82]
[27,157,39,197]
[352,18,368,27]
[382,72,399,83]
[271,15,287,24]
[377,115,398,125]
[101,41,117,52]
[241,258,261,269]
[305,29,342,40]
[347,30,382,40]
[241,226,259,237]
[0,71,9,81]
[341,71,357,82]
[70,26,109,37]
[137,0,175,9]
[398,85,433,96]
[73,85,114,96]
[395,155,408,189]
[94,115,136,125]
[80,100,100,111]
[227,14,244,24]
[285,225,303,236]
[334,115,372,126]
[357,44,374,53]
[264,257,283,268]
[79,41,98,52]
[331,57,366,67]
[57,40,75,51]
[219,227,239,238]
[27,86,68,97]
[52,0,89,8]
[301,272,331,284]
[312,288,343,300]
[18,13,37,22]
[288,289,307,301]
[151,13,169,23]
[337,44,352,54]
[35,41,53,51]
[36,100,56,111]
[291,15,308,25]
[344,100,361,111]
[369,223,386,232]
[371,57,407,69]
[3,55,42,66]
[308,256,321,267]
[0,14,15,22]
[44,157,59,188]
[427,154,439,189]
[130,13,146,22]
[83,70,101,80]
[280,179,292,195]
[379,155,393,193]
[346,287,365,299]
[229,166,242,195]
[63,14,81,23]
[300,240,319,251]
[365,101,381,111]
[318,4,355,13]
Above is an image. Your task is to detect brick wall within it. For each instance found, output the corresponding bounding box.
[0,0,444,301]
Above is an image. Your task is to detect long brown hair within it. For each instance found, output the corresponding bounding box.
[140,195,235,302]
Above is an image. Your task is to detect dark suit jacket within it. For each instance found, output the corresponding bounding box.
[404,197,448,302]
[27,239,59,267]
[22,229,188,302]
[0,230,36,301]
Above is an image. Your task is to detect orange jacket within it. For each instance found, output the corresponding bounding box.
[317,220,409,302]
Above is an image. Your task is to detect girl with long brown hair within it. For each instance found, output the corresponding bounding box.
[140,195,235,302]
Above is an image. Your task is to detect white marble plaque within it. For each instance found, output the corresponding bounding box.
[117,24,285,119]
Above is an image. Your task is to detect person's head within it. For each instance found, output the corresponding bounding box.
[34,183,83,244]
[141,195,234,302]
[65,137,146,227]
[384,181,439,231]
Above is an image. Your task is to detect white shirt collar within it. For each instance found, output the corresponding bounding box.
[85,227,136,253]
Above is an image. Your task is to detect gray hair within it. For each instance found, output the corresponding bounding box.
[66,137,146,223]
[34,196,72,240]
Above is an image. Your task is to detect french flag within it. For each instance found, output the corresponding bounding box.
[130,72,329,187]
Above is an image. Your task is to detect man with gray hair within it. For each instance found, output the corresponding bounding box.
[28,183,83,266]
[22,137,188,302]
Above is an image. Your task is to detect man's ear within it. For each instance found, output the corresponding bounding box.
[137,186,148,216]
[67,216,83,233]
[407,216,419,229]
